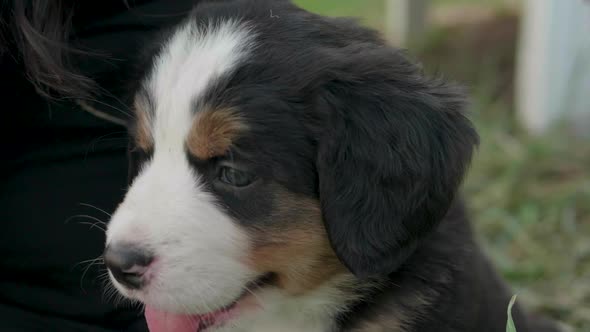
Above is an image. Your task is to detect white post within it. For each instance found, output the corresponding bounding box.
[516,0,590,136]
[385,0,429,47]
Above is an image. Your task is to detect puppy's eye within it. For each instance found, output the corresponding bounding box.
[218,166,255,187]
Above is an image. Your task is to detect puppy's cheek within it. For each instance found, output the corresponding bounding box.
[242,192,346,295]
[246,229,345,295]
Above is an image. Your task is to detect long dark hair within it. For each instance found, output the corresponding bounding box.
[1,0,97,99]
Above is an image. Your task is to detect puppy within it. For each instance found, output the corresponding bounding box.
[103,1,561,331]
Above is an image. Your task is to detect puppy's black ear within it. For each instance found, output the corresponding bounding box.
[315,47,479,277]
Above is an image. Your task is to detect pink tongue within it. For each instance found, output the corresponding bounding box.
[145,306,203,332]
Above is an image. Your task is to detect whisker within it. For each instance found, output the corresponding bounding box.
[79,202,112,217]
[75,255,106,293]
[102,283,118,303]
[65,215,108,232]
[65,214,107,226]
[243,284,265,309]
[73,256,104,268]
[76,221,106,232]
[80,262,100,292]
[200,283,218,314]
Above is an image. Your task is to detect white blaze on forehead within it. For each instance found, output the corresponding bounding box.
[105,19,258,313]
[145,19,254,155]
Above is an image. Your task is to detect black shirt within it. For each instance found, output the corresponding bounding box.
[0,1,194,331]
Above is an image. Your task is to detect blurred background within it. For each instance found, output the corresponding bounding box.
[294,0,589,330]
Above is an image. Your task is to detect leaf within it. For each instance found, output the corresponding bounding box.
[506,294,518,332]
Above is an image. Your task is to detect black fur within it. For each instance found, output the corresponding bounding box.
[314,45,478,277]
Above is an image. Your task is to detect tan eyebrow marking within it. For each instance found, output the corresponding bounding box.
[186,108,247,159]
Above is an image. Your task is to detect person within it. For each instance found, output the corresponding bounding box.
[0,1,195,330]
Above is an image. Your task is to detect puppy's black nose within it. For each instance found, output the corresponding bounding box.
[104,244,153,289]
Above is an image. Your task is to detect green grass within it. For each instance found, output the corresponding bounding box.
[507,295,518,332]
[295,2,590,331]
[432,0,518,6]
[293,0,385,30]
[293,0,517,31]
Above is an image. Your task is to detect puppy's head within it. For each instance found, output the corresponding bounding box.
[104,0,478,323]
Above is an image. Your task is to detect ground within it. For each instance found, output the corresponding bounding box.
[294,1,590,330]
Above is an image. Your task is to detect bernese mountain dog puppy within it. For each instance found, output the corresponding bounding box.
[103,0,561,331]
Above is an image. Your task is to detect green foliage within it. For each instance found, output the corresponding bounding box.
[507,295,518,332]
[292,0,385,30]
